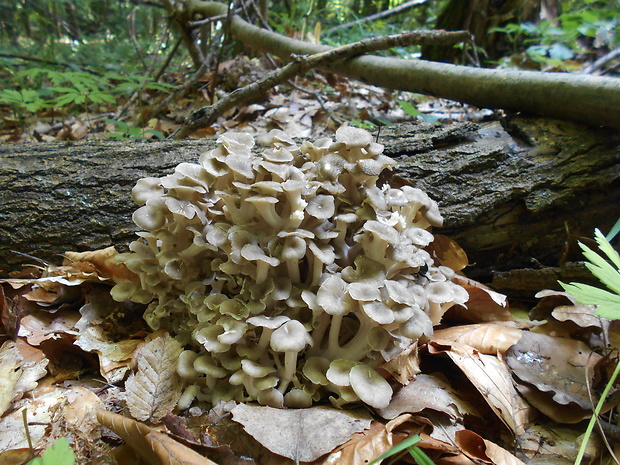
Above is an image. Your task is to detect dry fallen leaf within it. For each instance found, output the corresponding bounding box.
[126,333,183,423]
[450,276,511,323]
[377,373,478,421]
[97,409,218,465]
[432,323,523,355]
[0,341,24,416]
[319,414,411,465]
[74,325,140,383]
[456,429,526,465]
[429,235,469,272]
[0,340,48,416]
[517,423,602,464]
[231,403,372,463]
[429,342,531,435]
[64,247,139,283]
[505,331,603,423]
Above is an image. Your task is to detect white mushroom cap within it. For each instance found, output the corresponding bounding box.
[132,177,163,205]
[270,320,313,353]
[335,125,373,149]
[326,359,358,386]
[316,275,356,316]
[349,364,393,409]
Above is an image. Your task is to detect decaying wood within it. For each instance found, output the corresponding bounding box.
[1,117,618,286]
[185,0,620,129]
[172,29,470,138]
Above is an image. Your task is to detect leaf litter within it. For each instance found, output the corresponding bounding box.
[0,199,618,464]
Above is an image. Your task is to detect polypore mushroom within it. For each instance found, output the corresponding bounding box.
[112,125,469,409]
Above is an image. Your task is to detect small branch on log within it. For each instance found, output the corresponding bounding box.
[171,29,470,138]
[187,0,620,128]
[328,0,429,33]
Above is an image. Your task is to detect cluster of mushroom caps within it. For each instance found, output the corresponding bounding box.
[112,126,468,409]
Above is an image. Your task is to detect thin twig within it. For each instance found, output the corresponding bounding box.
[583,47,620,75]
[171,29,469,138]
[328,0,429,33]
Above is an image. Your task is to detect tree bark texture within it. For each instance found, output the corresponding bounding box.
[1,117,619,282]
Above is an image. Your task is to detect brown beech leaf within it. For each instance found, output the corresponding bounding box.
[319,414,411,465]
[432,323,523,355]
[0,340,48,416]
[455,430,526,465]
[517,423,602,464]
[75,325,140,383]
[505,332,602,421]
[429,342,530,435]
[125,333,183,422]
[450,276,511,323]
[377,374,478,421]
[96,409,218,465]
[429,235,469,271]
[64,247,139,283]
[231,404,372,463]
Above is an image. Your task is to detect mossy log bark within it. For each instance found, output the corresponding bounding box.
[1,117,619,283]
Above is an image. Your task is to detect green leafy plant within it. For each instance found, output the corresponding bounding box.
[560,228,620,320]
[369,434,435,465]
[494,2,620,69]
[0,88,49,127]
[397,100,438,124]
[27,438,75,465]
[105,118,165,140]
[559,221,620,465]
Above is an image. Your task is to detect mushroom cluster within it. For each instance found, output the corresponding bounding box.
[112,126,468,409]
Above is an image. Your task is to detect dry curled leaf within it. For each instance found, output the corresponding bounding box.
[429,342,530,436]
[505,331,603,423]
[64,247,139,283]
[432,323,523,355]
[0,340,48,416]
[231,404,372,463]
[456,429,526,465]
[97,409,218,465]
[450,276,511,323]
[377,374,478,421]
[126,333,183,423]
[319,414,411,465]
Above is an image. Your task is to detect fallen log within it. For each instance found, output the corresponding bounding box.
[1,117,618,284]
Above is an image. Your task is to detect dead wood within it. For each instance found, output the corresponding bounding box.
[172,30,470,138]
[187,0,620,129]
[1,117,618,286]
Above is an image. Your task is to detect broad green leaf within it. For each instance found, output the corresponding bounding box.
[560,282,620,320]
[27,438,75,465]
[397,100,420,116]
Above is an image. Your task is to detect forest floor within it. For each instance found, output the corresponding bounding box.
[0,56,618,465]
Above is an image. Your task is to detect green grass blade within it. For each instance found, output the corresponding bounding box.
[408,446,436,465]
[594,229,620,271]
[605,219,620,241]
[368,435,422,465]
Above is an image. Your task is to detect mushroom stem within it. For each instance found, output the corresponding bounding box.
[255,260,270,284]
[278,351,298,393]
[326,314,343,357]
[286,259,301,283]
[253,201,284,229]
